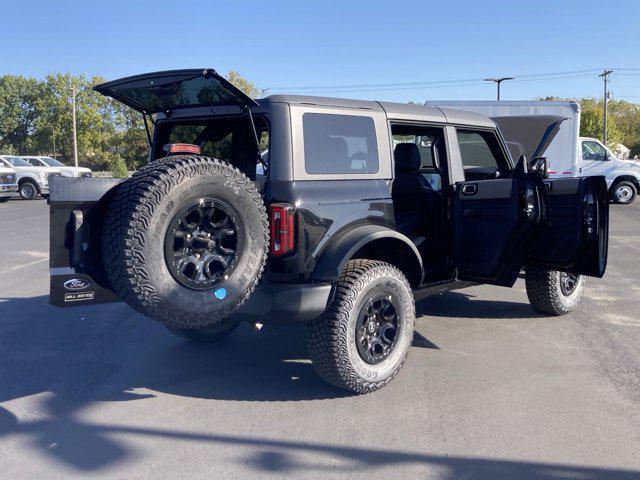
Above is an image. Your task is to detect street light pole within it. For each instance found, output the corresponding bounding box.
[484,77,514,101]
[50,126,56,159]
[71,86,79,168]
[599,69,613,146]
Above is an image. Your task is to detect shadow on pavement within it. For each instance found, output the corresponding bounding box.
[0,295,352,406]
[417,291,543,319]
[3,294,630,478]
[1,406,638,478]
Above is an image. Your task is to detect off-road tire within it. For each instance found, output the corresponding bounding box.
[306,259,415,394]
[19,181,39,200]
[102,155,269,330]
[610,180,637,204]
[167,317,241,343]
[525,267,585,316]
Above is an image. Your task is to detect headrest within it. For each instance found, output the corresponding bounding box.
[326,137,348,159]
[394,143,421,172]
[324,137,349,171]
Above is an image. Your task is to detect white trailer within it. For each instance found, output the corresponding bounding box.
[425,100,640,204]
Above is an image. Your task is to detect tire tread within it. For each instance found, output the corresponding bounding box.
[102,155,269,329]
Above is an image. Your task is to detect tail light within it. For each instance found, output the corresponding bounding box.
[269,203,295,256]
[163,143,201,155]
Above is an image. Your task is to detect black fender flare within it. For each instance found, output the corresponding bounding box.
[311,224,424,284]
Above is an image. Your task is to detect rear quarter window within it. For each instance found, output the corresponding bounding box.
[303,113,379,174]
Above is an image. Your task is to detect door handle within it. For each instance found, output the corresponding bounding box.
[461,184,477,196]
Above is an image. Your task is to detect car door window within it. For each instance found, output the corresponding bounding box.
[582,141,607,161]
[303,113,379,174]
[391,125,446,191]
[26,158,41,166]
[457,130,509,181]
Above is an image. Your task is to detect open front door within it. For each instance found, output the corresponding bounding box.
[452,170,545,287]
[526,176,608,277]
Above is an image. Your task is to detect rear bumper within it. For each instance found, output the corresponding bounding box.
[51,262,333,323]
[236,282,333,323]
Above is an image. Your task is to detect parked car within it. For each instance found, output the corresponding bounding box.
[23,156,92,178]
[48,69,609,394]
[424,101,640,205]
[0,155,61,200]
[0,161,18,203]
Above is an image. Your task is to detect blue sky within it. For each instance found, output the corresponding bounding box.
[2,0,639,103]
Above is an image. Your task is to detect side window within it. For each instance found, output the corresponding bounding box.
[26,158,40,166]
[457,130,508,181]
[303,113,379,174]
[391,124,446,191]
[582,141,607,161]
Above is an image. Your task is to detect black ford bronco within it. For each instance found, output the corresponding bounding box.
[49,69,609,393]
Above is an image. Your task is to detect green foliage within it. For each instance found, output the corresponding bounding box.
[109,154,129,178]
[226,71,261,98]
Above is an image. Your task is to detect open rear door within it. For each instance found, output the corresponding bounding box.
[526,176,608,277]
[94,69,259,114]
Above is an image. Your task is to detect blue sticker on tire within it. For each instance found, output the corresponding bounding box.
[214,288,227,300]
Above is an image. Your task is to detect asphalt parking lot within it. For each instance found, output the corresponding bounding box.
[1,198,639,479]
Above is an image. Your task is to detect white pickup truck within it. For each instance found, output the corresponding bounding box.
[0,162,18,203]
[424,101,640,204]
[22,156,92,178]
[0,155,61,200]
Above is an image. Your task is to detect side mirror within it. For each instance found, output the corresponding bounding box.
[529,157,549,179]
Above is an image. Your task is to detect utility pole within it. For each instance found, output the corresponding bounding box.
[599,69,613,146]
[49,126,56,159]
[71,86,79,167]
[484,77,514,100]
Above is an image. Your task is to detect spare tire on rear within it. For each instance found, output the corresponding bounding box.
[102,155,269,329]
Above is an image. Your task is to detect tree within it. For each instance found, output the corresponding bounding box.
[0,75,42,153]
[226,70,261,98]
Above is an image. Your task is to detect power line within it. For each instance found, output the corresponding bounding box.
[263,68,602,91]
[266,73,601,95]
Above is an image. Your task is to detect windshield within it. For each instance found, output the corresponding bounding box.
[41,157,66,167]
[4,156,32,167]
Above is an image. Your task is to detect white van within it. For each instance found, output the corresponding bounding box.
[424,101,640,204]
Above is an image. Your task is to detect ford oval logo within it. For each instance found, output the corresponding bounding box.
[63,278,91,290]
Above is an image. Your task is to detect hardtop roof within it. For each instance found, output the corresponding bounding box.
[261,95,494,127]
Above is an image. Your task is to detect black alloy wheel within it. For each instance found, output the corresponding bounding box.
[164,198,242,291]
[355,293,400,364]
[559,272,579,296]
